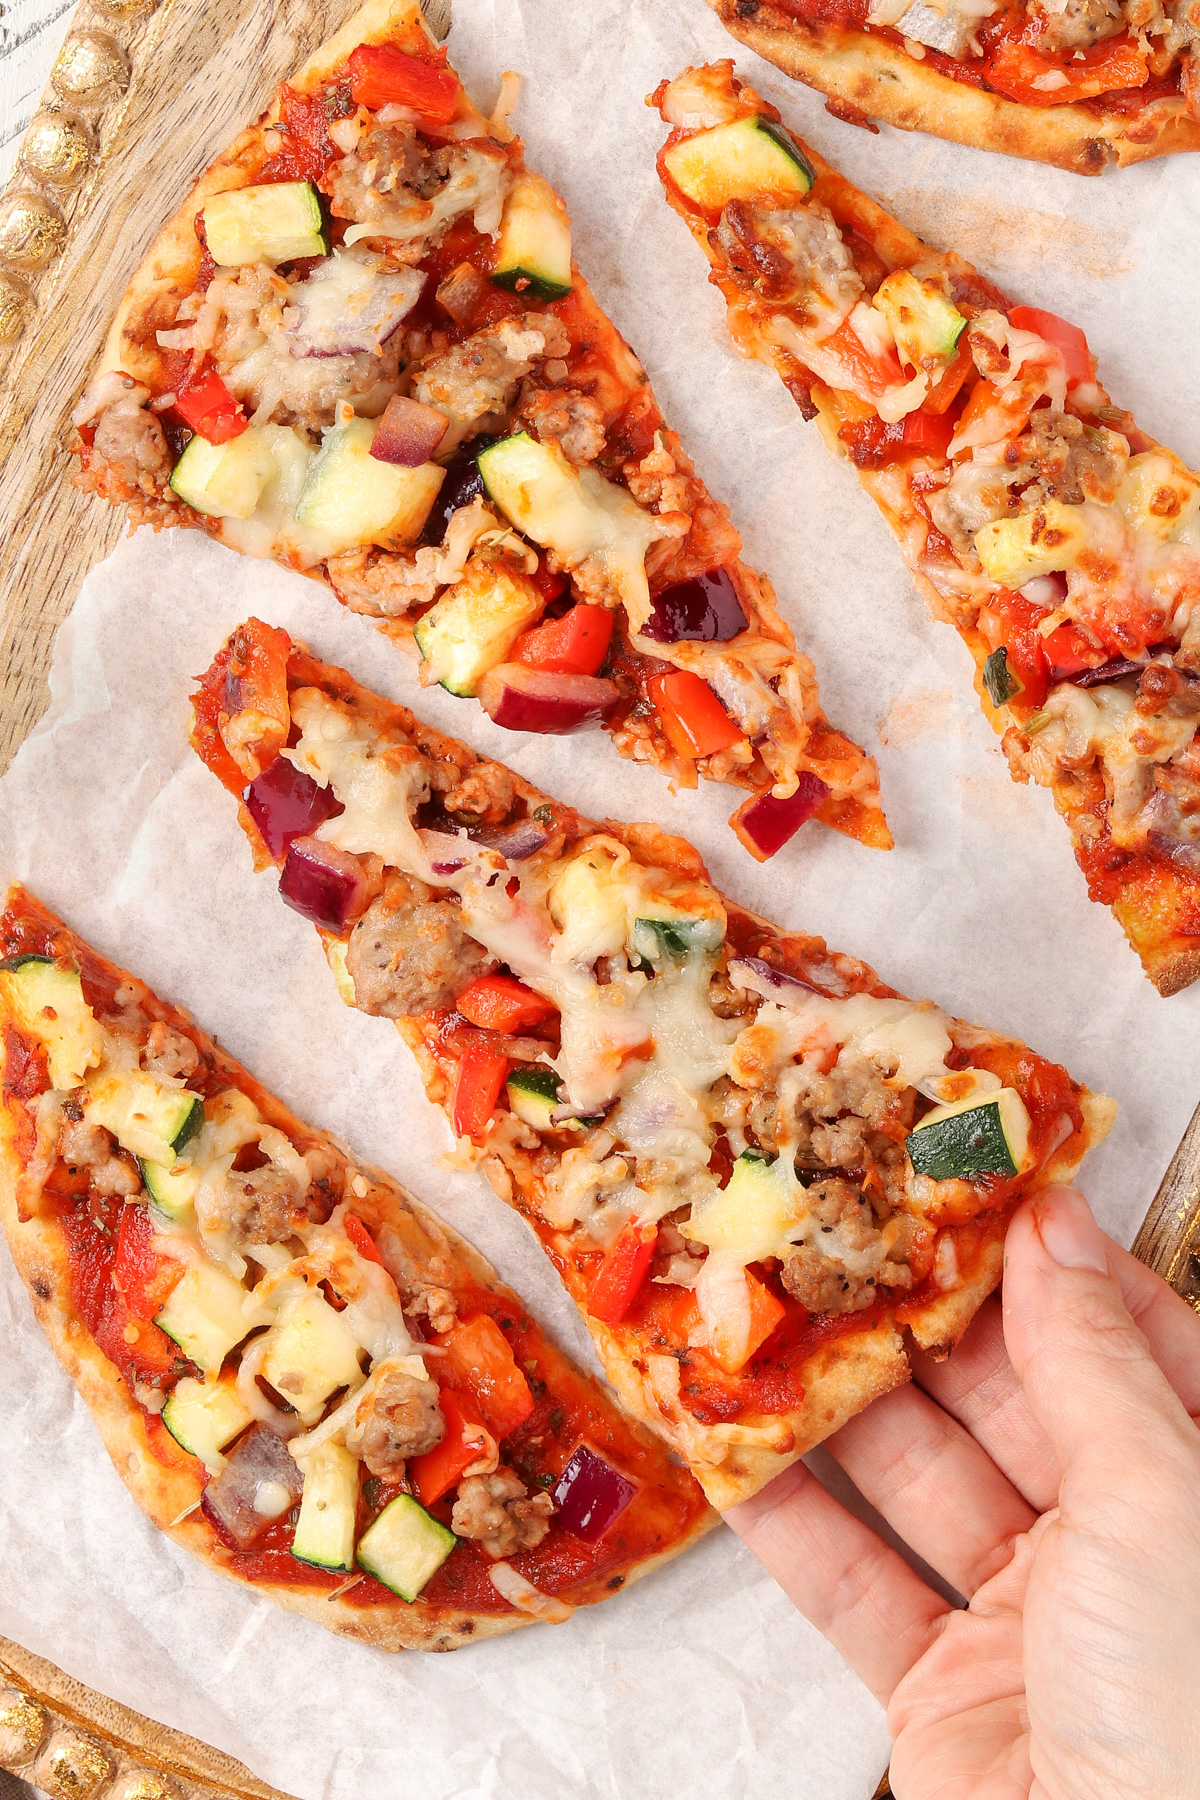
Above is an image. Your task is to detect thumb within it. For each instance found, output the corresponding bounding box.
[1003,1186,1195,1472]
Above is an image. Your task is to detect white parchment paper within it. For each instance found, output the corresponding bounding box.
[0,1,1198,1794]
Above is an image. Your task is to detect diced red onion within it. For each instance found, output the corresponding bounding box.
[370,393,448,467]
[478,664,618,736]
[431,858,468,875]
[435,261,488,327]
[283,251,423,357]
[551,1444,637,1542]
[731,773,830,860]
[728,955,823,998]
[641,568,748,644]
[201,1422,303,1549]
[279,835,373,932]
[1072,658,1145,689]
[246,758,343,860]
[471,818,552,861]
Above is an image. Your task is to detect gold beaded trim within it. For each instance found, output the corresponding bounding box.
[0,0,165,347]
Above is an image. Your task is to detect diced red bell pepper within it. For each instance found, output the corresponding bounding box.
[984,37,1147,109]
[348,44,460,120]
[451,1033,511,1141]
[922,333,975,417]
[984,592,1052,709]
[588,1222,658,1326]
[114,1204,184,1322]
[343,1214,385,1267]
[410,1386,490,1505]
[438,1314,535,1440]
[512,604,614,677]
[901,409,956,458]
[647,670,743,759]
[530,558,568,605]
[455,973,557,1034]
[706,1270,786,1376]
[1008,305,1097,388]
[1042,621,1107,681]
[824,316,905,400]
[174,371,248,445]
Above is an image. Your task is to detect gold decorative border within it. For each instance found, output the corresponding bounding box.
[0,1641,292,1800]
[0,0,178,348]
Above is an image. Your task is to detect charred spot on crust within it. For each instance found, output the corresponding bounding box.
[32,1277,51,1301]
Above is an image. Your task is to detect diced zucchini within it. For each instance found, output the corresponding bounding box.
[414,560,544,696]
[292,1442,359,1572]
[476,433,663,627]
[260,1289,364,1419]
[201,181,327,267]
[687,1151,798,1266]
[325,939,357,1007]
[161,1374,253,1472]
[907,1087,1033,1181]
[1117,451,1200,545]
[629,915,725,962]
[170,428,277,520]
[155,1261,267,1375]
[140,1156,199,1227]
[506,1067,562,1129]
[83,1070,202,1168]
[974,502,1088,587]
[0,955,103,1090]
[982,647,1022,708]
[492,173,573,301]
[295,417,444,554]
[662,115,814,212]
[871,270,965,371]
[356,1493,456,1602]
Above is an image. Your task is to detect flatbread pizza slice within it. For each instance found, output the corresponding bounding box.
[653,63,1200,995]
[0,885,712,1648]
[191,621,1115,1508]
[69,0,889,866]
[703,0,1200,173]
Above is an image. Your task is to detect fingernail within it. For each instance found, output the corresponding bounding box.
[1033,1186,1109,1274]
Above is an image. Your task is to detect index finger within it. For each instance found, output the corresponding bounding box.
[913,1215,1200,1510]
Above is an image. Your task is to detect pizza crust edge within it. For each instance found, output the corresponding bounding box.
[706,0,1200,174]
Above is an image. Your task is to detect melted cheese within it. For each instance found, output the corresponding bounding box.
[285,690,434,878]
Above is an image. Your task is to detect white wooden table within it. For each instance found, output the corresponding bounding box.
[0,0,75,182]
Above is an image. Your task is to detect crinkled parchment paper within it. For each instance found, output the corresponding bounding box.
[0,1,1198,1795]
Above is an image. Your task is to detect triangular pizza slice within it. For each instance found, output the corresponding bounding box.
[653,62,1200,993]
[70,0,888,863]
[0,885,711,1648]
[191,620,1114,1508]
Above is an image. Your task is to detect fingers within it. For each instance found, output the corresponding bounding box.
[910,1297,1062,1513]
[726,1457,951,1704]
[825,1378,1037,1597]
[1003,1186,1200,1473]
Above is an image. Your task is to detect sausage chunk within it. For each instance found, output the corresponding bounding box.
[781,1177,915,1316]
[517,386,607,465]
[206,1163,323,1245]
[91,398,171,493]
[345,876,493,1018]
[345,1360,445,1475]
[450,1468,554,1559]
[141,1023,201,1080]
[58,1117,141,1197]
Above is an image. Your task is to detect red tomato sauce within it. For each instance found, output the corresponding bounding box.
[260,84,346,186]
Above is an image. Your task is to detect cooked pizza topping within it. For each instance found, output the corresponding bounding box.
[656,63,1200,991]
[72,27,889,859]
[191,628,1112,1450]
[0,896,707,1611]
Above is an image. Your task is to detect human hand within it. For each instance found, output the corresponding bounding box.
[727,1186,1200,1799]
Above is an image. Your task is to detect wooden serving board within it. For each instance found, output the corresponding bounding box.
[0,0,1193,1793]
